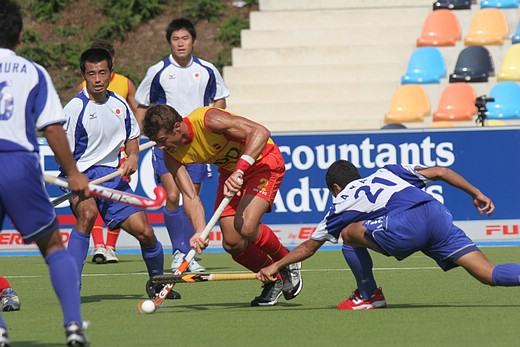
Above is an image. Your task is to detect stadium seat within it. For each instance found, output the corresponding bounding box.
[497,44,520,81]
[449,46,495,82]
[433,0,472,10]
[485,82,520,119]
[480,0,519,8]
[464,8,509,46]
[417,9,462,47]
[429,121,456,127]
[512,20,520,44]
[384,85,431,123]
[401,47,447,84]
[433,83,478,121]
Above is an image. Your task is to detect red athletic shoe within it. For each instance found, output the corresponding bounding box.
[337,288,387,310]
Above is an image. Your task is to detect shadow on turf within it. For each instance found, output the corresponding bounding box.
[153,301,304,313]
[9,341,62,347]
[82,293,143,303]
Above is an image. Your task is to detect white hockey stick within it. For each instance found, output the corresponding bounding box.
[51,141,156,206]
[44,174,166,210]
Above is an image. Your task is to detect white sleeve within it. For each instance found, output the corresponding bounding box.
[34,64,66,130]
[211,65,230,101]
[135,62,162,106]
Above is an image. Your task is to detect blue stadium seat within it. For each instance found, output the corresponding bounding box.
[485,82,520,119]
[433,0,472,10]
[512,20,520,44]
[449,46,495,82]
[401,47,447,84]
[481,0,519,8]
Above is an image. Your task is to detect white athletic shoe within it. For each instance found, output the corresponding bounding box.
[171,250,206,273]
[105,247,119,263]
[91,246,107,264]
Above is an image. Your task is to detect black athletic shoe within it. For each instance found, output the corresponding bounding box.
[250,279,283,306]
[145,279,181,300]
[65,321,89,347]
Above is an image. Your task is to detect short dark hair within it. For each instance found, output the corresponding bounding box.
[79,48,113,74]
[90,39,115,57]
[325,160,361,192]
[143,104,183,140]
[166,18,196,42]
[0,0,23,50]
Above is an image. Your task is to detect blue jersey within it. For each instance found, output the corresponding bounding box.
[312,164,436,243]
[0,48,66,152]
[135,55,229,117]
[63,90,140,173]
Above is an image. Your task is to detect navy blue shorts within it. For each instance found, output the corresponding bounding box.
[0,152,59,244]
[84,166,142,230]
[363,200,479,271]
[152,147,212,184]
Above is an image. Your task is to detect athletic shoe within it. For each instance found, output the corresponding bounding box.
[105,247,119,263]
[91,246,107,264]
[145,279,181,300]
[250,279,283,306]
[171,250,206,273]
[65,321,90,347]
[0,326,9,347]
[279,261,303,300]
[337,288,387,310]
[1,288,20,312]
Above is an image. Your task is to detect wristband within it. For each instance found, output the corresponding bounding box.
[234,154,256,174]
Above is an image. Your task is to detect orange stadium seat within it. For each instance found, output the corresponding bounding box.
[497,44,520,81]
[433,83,477,121]
[384,85,431,124]
[417,9,462,47]
[464,8,509,45]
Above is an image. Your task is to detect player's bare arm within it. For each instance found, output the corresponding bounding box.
[122,138,139,176]
[212,98,226,109]
[257,239,324,283]
[126,80,139,115]
[205,108,270,195]
[44,123,89,199]
[417,166,495,215]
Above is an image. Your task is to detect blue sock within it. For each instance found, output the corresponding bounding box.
[492,263,520,286]
[46,249,83,326]
[67,229,90,278]
[0,312,6,330]
[342,245,377,299]
[141,241,164,277]
[164,207,192,254]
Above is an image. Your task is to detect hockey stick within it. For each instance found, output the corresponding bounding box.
[151,273,256,284]
[44,174,166,210]
[138,194,233,313]
[51,140,156,206]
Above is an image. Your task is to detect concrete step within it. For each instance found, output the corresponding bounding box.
[231,44,415,67]
[225,81,400,104]
[259,0,432,11]
[227,101,390,132]
[223,64,407,84]
[249,7,429,30]
[240,25,422,49]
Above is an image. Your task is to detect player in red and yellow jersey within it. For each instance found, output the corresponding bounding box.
[143,105,303,306]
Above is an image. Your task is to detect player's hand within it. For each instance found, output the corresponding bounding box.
[190,232,208,254]
[119,154,138,177]
[223,172,243,197]
[473,193,495,216]
[67,171,90,199]
[256,264,279,283]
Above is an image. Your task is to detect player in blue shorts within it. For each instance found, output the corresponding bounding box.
[63,48,180,301]
[257,160,520,310]
[0,1,91,345]
[135,18,229,273]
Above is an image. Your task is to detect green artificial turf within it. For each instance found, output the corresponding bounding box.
[2,247,520,346]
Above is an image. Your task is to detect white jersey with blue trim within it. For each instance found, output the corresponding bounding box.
[312,164,436,243]
[63,89,140,172]
[0,48,66,153]
[135,55,229,117]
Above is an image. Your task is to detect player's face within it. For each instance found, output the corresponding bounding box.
[153,123,183,152]
[169,28,195,65]
[83,60,112,101]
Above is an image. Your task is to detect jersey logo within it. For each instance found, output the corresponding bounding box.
[113,108,123,116]
[89,113,97,119]
[0,80,14,121]
[193,72,200,78]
